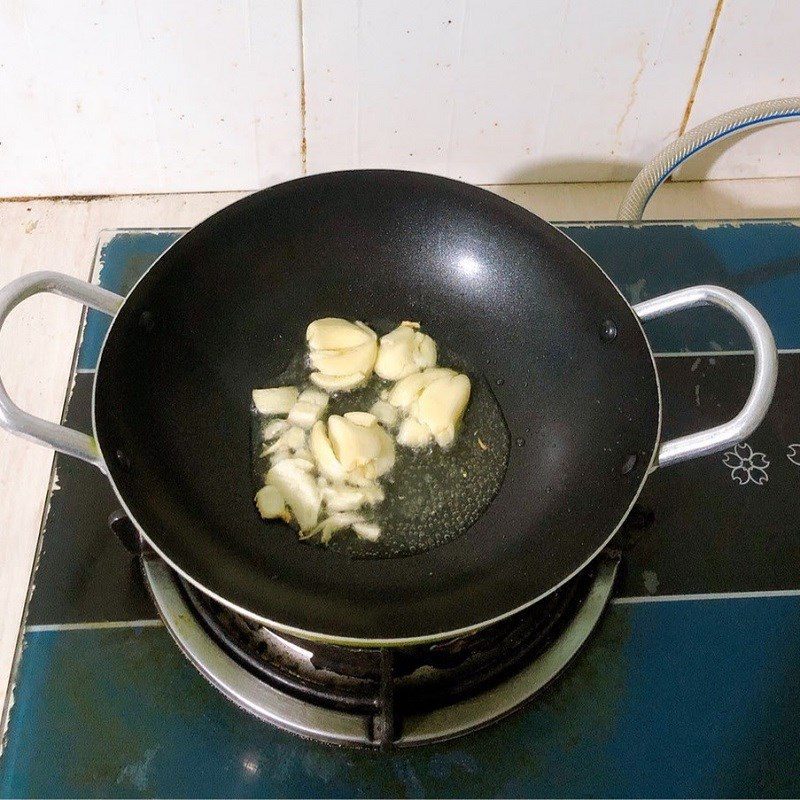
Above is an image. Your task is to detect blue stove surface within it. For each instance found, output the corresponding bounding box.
[2,220,800,798]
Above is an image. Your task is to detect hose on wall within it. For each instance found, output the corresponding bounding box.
[618,97,800,221]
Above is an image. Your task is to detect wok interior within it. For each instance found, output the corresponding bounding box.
[95,172,659,641]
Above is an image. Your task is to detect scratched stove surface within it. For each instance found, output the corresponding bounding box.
[2,222,800,798]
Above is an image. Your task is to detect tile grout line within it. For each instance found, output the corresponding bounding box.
[23,590,800,632]
[26,620,164,633]
[3,177,800,203]
[678,0,725,136]
[298,0,308,174]
[613,589,800,605]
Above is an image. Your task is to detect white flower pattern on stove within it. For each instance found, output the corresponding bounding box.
[788,444,800,466]
[722,443,770,486]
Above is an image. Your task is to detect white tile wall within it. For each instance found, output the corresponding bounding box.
[303,0,717,183]
[676,0,800,181]
[0,0,798,196]
[0,0,303,196]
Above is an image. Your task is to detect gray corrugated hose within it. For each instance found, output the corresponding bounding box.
[618,97,800,221]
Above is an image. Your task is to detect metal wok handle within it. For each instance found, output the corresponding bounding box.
[0,271,123,470]
[634,285,777,468]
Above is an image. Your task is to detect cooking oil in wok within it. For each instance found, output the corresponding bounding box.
[252,326,510,558]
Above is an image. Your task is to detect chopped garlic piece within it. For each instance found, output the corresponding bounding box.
[323,484,366,512]
[375,322,437,380]
[434,425,456,449]
[309,421,347,482]
[283,455,315,472]
[252,386,299,415]
[369,400,399,428]
[309,371,367,392]
[361,482,385,505]
[255,485,288,521]
[306,512,380,544]
[288,400,325,429]
[308,512,365,544]
[328,415,383,470]
[388,368,457,410]
[346,466,379,487]
[397,417,433,448]
[262,419,289,441]
[306,318,375,350]
[298,388,329,407]
[267,425,307,454]
[353,521,381,541]
[266,459,321,530]
[373,425,396,475]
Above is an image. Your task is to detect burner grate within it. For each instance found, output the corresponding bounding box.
[179,559,603,747]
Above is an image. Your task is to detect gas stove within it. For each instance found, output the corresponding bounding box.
[145,548,617,749]
[2,221,800,796]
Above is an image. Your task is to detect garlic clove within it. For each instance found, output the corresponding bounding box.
[388,368,456,410]
[346,467,378,487]
[415,373,471,444]
[267,425,307,454]
[397,417,433,448]
[287,400,325,429]
[374,325,416,380]
[413,332,437,370]
[254,484,289,521]
[354,321,378,340]
[369,400,399,428]
[266,459,321,530]
[262,418,289,441]
[434,425,456,449]
[309,421,348,482]
[343,411,377,427]
[361,482,385,505]
[374,324,437,380]
[310,339,378,377]
[353,521,381,541]
[309,371,367,392]
[327,415,382,470]
[373,426,396,476]
[306,318,374,350]
[252,386,299,415]
[322,484,366,512]
[281,455,316,472]
[315,512,365,544]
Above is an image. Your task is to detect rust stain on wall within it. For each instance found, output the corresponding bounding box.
[679,0,726,136]
[615,38,648,140]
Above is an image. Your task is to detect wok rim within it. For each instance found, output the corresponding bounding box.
[91,170,662,647]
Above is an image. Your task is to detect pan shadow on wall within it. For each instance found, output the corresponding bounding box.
[503,148,800,220]
[502,158,642,186]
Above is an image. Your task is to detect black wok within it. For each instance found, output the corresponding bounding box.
[0,171,777,645]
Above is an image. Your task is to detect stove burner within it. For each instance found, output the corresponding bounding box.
[143,553,618,748]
